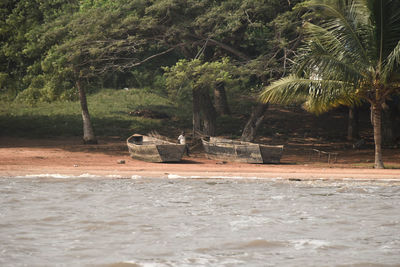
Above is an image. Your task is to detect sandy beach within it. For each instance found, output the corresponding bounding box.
[1,136,400,180]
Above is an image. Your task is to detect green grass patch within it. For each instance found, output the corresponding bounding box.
[0,88,260,140]
[0,88,192,139]
[381,164,400,169]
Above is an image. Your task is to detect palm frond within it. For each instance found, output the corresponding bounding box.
[302,0,372,62]
[261,0,399,116]
[303,92,362,114]
[260,75,310,105]
[295,36,369,85]
[260,74,358,114]
[302,22,365,65]
[373,0,400,61]
[382,40,400,83]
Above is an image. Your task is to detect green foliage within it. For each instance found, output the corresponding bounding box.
[163,58,238,105]
[79,0,125,11]
[261,0,400,113]
[1,0,304,104]
[0,0,80,97]
[1,0,306,142]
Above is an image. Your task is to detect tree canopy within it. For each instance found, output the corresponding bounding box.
[260,0,400,168]
[2,0,304,99]
[1,0,305,141]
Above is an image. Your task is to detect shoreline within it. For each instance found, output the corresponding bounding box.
[3,169,400,181]
[5,172,400,183]
[1,136,400,181]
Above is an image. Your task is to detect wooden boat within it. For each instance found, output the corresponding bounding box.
[202,137,283,164]
[127,134,186,162]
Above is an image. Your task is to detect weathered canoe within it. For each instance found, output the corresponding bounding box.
[127,134,185,163]
[202,137,283,164]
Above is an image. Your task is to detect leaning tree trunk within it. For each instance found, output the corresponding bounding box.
[214,82,231,115]
[192,89,202,137]
[76,79,97,144]
[200,88,217,136]
[371,104,384,168]
[241,103,269,142]
[347,107,359,141]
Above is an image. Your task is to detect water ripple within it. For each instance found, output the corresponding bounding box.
[0,177,399,266]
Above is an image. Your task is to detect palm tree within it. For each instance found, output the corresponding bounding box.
[260,0,400,168]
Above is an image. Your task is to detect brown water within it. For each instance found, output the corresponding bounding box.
[1,176,400,266]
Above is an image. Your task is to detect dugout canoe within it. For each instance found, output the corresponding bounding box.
[202,136,283,164]
[127,134,185,162]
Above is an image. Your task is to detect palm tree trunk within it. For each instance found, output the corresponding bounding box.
[372,104,384,168]
[76,79,97,144]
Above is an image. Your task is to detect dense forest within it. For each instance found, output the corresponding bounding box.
[1,0,400,167]
[1,0,304,140]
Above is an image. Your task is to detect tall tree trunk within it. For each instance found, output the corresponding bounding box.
[192,88,202,137]
[200,89,217,136]
[347,107,359,141]
[372,104,384,168]
[392,101,400,143]
[241,103,269,142]
[214,82,231,115]
[382,101,399,145]
[76,79,97,144]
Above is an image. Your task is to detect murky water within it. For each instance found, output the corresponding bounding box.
[1,176,400,267]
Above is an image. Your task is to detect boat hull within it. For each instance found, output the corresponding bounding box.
[202,137,283,164]
[127,135,185,163]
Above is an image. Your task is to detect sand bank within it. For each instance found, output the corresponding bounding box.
[1,137,399,180]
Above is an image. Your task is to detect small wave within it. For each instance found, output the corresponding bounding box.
[166,173,269,180]
[229,216,272,231]
[16,173,74,179]
[41,215,65,222]
[209,175,264,179]
[229,239,288,249]
[271,195,285,200]
[14,173,123,179]
[100,261,140,267]
[291,239,331,250]
[336,263,398,267]
[167,174,184,179]
[105,174,123,178]
[78,173,101,178]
